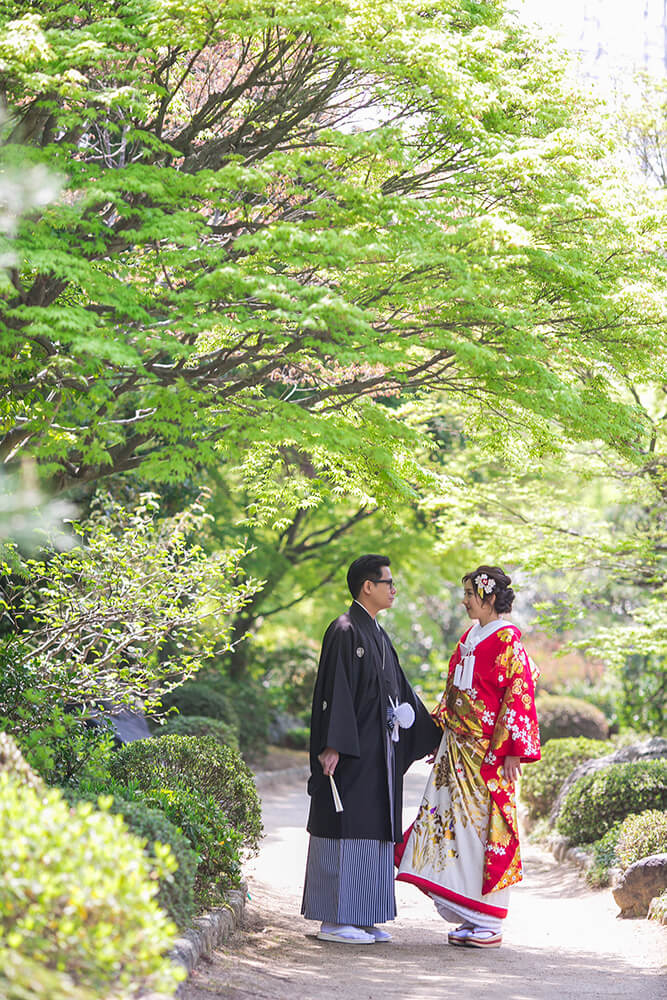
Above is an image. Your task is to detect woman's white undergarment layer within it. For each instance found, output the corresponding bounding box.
[429,892,505,933]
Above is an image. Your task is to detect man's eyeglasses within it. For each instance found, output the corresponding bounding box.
[370,578,395,588]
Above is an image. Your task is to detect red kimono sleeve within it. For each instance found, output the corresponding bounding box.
[488,630,541,764]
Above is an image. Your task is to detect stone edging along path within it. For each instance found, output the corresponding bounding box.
[171,885,247,980]
[161,763,310,995]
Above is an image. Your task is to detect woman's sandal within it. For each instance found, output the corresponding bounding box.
[447,923,475,946]
[464,927,502,949]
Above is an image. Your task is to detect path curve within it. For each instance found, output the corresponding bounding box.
[182,762,666,1000]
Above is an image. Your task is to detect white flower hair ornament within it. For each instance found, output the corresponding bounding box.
[475,573,496,598]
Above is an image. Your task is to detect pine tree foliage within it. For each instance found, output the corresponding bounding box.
[1,0,665,503]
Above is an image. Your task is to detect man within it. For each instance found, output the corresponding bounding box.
[301,554,440,944]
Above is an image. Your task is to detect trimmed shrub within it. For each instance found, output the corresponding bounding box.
[557,759,667,844]
[142,786,244,904]
[520,737,609,819]
[158,682,240,737]
[110,733,262,848]
[0,773,183,997]
[284,726,310,750]
[616,809,667,870]
[159,713,239,751]
[586,822,622,888]
[198,673,271,759]
[536,694,609,743]
[62,786,198,929]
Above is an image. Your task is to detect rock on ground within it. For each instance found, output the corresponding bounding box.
[613,854,667,918]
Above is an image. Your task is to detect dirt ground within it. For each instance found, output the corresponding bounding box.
[182,760,666,1000]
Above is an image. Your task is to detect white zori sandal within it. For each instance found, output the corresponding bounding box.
[448,924,502,948]
[317,923,375,944]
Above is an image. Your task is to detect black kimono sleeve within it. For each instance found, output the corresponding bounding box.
[309,619,361,760]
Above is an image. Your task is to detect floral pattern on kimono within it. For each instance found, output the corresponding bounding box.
[434,624,540,895]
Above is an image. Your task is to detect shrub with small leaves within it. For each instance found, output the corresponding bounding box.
[142,786,245,905]
[62,787,198,929]
[520,737,610,819]
[158,683,240,738]
[110,733,262,848]
[0,774,183,997]
[159,714,239,751]
[616,809,667,870]
[557,759,667,844]
[536,694,609,744]
[586,822,622,888]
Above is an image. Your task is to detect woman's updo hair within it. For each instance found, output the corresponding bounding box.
[463,565,515,614]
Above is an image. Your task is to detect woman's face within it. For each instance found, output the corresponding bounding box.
[462,581,484,619]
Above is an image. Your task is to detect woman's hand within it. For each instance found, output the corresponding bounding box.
[318,747,340,776]
[502,755,522,782]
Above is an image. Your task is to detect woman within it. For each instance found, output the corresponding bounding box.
[396,565,540,949]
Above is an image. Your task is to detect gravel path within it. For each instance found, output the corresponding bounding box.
[182,762,666,1000]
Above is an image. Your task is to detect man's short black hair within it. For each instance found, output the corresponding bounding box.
[347,554,390,599]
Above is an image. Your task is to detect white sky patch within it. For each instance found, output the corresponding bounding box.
[515,0,666,83]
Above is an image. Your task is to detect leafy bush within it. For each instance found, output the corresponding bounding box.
[586,822,622,888]
[0,949,96,1000]
[21,708,116,786]
[284,726,310,750]
[0,773,183,997]
[0,649,117,785]
[159,713,239,751]
[199,673,272,759]
[110,733,262,848]
[142,786,245,905]
[62,787,198,929]
[158,682,240,738]
[557,759,667,844]
[616,809,667,870]
[536,694,609,743]
[520,737,609,819]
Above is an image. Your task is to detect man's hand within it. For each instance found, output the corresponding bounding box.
[318,747,340,776]
[502,755,522,782]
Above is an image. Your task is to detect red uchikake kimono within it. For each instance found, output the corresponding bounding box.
[396,621,540,922]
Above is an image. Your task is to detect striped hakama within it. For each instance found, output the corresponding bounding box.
[301,725,397,925]
[301,836,396,925]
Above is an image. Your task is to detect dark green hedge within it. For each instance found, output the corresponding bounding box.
[616,809,667,869]
[520,736,609,819]
[109,733,262,848]
[158,683,240,738]
[158,714,239,752]
[557,758,667,844]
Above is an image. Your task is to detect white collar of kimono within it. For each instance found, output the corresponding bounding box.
[453,618,513,690]
[353,599,380,629]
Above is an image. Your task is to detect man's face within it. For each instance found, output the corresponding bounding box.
[364,565,396,614]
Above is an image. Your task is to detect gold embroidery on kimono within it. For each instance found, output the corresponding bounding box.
[397,620,541,914]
